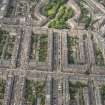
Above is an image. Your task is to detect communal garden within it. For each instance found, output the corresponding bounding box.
[5,0,16,17]
[25,80,45,105]
[100,85,105,105]
[67,36,79,64]
[95,47,104,66]
[69,81,86,105]
[5,6,14,17]
[0,79,6,105]
[91,34,105,66]
[4,35,16,60]
[30,33,48,62]
[0,28,8,58]
[38,35,48,62]
[0,28,16,60]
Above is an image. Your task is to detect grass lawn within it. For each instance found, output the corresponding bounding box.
[25,80,45,105]
[38,35,48,62]
[69,81,86,104]
[67,36,79,64]
[41,0,74,29]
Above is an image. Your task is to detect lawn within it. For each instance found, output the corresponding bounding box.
[100,85,105,104]
[38,35,48,62]
[67,36,79,64]
[95,47,104,66]
[48,5,74,29]
[4,35,16,60]
[0,28,8,58]
[42,0,68,18]
[0,79,6,105]
[30,34,48,62]
[0,28,15,60]
[41,0,74,29]
[25,80,45,105]
[69,81,86,105]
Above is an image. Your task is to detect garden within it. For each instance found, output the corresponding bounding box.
[100,85,105,105]
[0,28,16,60]
[38,35,48,62]
[48,5,74,29]
[69,81,86,105]
[0,28,8,59]
[67,36,79,64]
[95,47,104,66]
[0,79,6,105]
[4,35,16,60]
[25,80,45,105]
[30,34,48,62]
